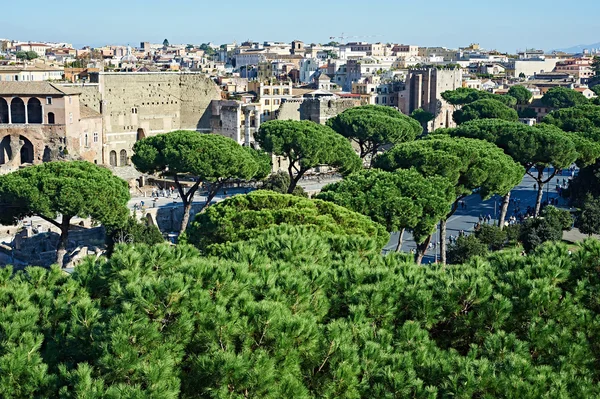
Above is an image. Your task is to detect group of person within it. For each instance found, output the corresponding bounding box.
[151,186,176,198]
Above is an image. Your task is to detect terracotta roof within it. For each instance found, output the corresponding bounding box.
[0,82,80,96]
[79,104,101,119]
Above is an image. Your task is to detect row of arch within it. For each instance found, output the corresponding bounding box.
[0,97,52,124]
[109,149,128,167]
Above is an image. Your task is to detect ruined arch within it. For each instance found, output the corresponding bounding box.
[0,135,11,164]
[119,149,128,166]
[10,98,25,124]
[137,128,146,140]
[27,98,42,124]
[19,136,34,164]
[109,150,117,166]
[0,98,8,124]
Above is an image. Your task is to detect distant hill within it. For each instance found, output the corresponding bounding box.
[551,42,600,54]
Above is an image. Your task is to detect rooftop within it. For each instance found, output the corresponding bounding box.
[79,104,102,119]
[0,82,80,96]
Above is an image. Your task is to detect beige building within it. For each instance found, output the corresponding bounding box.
[0,82,102,172]
[248,81,293,122]
[392,44,419,57]
[399,67,462,130]
[70,71,222,166]
[15,43,50,58]
[0,64,64,82]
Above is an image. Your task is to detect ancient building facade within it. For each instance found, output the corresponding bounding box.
[64,72,222,166]
[0,82,102,174]
[399,67,462,130]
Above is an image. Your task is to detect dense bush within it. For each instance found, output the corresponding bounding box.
[519,206,572,252]
[3,231,600,397]
[446,234,489,264]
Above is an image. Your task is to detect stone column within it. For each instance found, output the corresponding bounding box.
[7,98,11,124]
[8,135,23,166]
[23,97,28,124]
[243,108,251,147]
[255,110,261,132]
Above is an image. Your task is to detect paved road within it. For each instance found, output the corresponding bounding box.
[383,167,576,263]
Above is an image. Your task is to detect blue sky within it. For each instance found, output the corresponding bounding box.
[2,0,599,52]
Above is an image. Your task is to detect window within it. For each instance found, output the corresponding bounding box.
[69,112,73,124]
[84,133,89,147]
[93,132,98,143]
[46,97,52,105]
[263,89,270,95]
[265,99,270,105]
[69,97,72,104]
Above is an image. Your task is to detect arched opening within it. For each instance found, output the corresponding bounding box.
[137,128,146,140]
[48,112,55,124]
[109,150,117,166]
[119,149,128,166]
[19,136,34,164]
[0,135,11,164]
[0,98,8,124]
[27,98,42,124]
[10,98,25,124]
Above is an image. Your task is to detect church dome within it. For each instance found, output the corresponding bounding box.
[120,46,138,63]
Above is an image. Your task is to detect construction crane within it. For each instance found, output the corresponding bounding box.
[329,33,382,44]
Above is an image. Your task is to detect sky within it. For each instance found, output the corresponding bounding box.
[2,0,599,52]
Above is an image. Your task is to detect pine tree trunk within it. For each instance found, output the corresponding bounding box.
[440,219,447,265]
[56,217,71,268]
[179,201,193,236]
[535,182,544,217]
[415,235,432,265]
[498,192,510,230]
[395,229,405,252]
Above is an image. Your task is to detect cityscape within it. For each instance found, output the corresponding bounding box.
[2,9,600,396]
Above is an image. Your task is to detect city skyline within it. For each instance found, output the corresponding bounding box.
[3,0,599,52]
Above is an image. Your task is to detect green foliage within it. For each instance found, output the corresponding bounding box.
[578,194,600,236]
[260,171,308,197]
[317,168,454,243]
[327,105,422,162]
[198,43,216,56]
[475,224,507,250]
[543,104,600,132]
[132,131,270,233]
[519,206,572,252]
[409,108,435,132]
[4,231,600,395]
[518,107,537,118]
[541,205,573,230]
[105,215,164,254]
[441,87,517,107]
[256,120,362,192]
[0,161,129,229]
[541,87,589,109]
[186,190,388,252]
[507,85,533,104]
[590,85,600,96]
[15,51,38,60]
[447,234,488,264]
[132,131,269,183]
[453,98,519,124]
[163,38,170,47]
[570,159,600,206]
[447,118,589,171]
[374,136,524,201]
